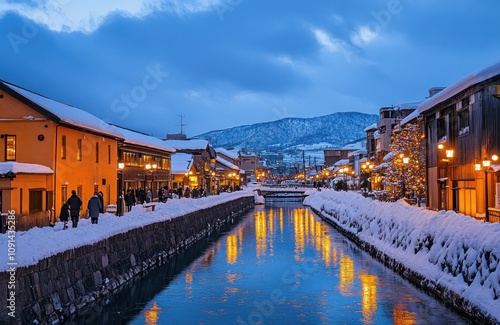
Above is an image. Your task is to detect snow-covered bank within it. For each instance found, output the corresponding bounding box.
[0,190,253,272]
[303,190,500,323]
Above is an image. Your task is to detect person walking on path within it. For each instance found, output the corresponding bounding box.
[87,192,102,224]
[97,191,104,213]
[125,189,135,212]
[66,190,82,228]
[59,203,70,230]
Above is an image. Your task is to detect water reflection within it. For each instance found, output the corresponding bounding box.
[94,202,470,325]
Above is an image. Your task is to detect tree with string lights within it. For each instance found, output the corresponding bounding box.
[383,121,426,202]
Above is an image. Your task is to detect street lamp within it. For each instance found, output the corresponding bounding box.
[476,154,498,222]
[401,156,409,198]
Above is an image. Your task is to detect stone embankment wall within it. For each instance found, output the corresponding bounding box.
[308,205,499,325]
[0,197,254,324]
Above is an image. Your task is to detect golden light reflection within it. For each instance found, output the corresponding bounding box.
[185,272,193,283]
[255,211,267,258]
[393,303,417,325]
[339,253,355,295]
[322,235,331,267]
[293,209,305,260]
[268,209,275,256]
[359,273,378,323]
[144,301,162,324]
[279,208,284,239]
[226,234,238,265]
[201,249,216,266]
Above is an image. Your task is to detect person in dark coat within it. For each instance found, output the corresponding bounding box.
[125,189,135,212]
[66,190,82,228]
[87,192,102,224]
[59,203,70,230]
[97,191,104,213]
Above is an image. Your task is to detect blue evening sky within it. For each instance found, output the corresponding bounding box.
[1,0,499,137]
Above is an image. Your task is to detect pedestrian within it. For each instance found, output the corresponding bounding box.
[126,189,134,212]
[146,188,152,203]
[59,203,70,230]
[177,187,183,199]
[97,191,104,213]
[66,190,82,228]
[87,192,102,224]
[184,186,191,198]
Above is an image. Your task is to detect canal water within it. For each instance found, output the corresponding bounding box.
[74,200,471,324]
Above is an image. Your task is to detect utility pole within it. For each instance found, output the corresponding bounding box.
[302,150,306,178]
[177,114,187,135]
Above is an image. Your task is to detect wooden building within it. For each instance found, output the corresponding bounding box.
[419,62,500,221]
[114,126,174,200]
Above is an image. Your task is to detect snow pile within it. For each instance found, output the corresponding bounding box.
[0,190,253,272]
[303,190,500,322]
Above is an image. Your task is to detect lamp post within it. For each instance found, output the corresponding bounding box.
[401,156,409,198]
[342,166,349,191]
[475,154,498,222]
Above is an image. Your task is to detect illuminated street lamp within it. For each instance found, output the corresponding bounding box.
[476,154,498,222]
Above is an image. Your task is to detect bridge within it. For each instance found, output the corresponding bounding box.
[255,185,311,198]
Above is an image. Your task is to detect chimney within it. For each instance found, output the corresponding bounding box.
[428,87,445,98]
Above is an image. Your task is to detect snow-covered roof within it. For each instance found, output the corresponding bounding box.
[0,162,53,174]
[216,156,239,170]
[164,139,209,151]
[363,122,378,132]
[347,149,367,157]
[2,81,124,140]
[342,142,364,150]
[215,147,239,160]
[418,61,500,115]
[170,153,194,174]
[396,101,422,110]
[115,126,175,153]
[334,159,350,166]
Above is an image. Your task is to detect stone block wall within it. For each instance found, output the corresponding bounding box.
[0,196,254,324]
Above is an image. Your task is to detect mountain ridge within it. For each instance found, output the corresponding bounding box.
[195,111,379,152]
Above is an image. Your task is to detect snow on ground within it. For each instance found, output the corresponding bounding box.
[0,190,253,272]
[3,186,499,321]
[303,189,500,322]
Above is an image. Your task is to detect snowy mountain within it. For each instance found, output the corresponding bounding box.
[195,112,379,153]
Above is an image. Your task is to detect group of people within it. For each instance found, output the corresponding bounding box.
[59,190,104,229]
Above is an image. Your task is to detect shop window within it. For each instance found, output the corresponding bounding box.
[77,139,82,161]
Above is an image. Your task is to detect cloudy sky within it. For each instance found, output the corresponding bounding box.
[1,0,499,137]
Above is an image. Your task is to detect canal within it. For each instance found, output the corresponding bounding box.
[74,200,471,324]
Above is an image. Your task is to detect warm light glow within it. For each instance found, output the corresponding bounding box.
[437,143,444,150]
[145,163,151,170]
[483,158,491,168]
[402,157,409,164]
[492,154,499,161]
[445,149,454,158]
[360,273,378,323]
[118,162,125,169]
[226,234,238,265]
[144,302,162,325]
[475,163,481,171]
[152,163,157,169]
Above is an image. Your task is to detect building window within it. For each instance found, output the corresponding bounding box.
[77,139,82,161]
[5,135,16,161]
[96,142,99,163]
[61,184,68,205]
[458,108,470,135]
[61,136,67,159]
[457,98,470,136]
[107,145,111,164]
[29,190,43,213]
